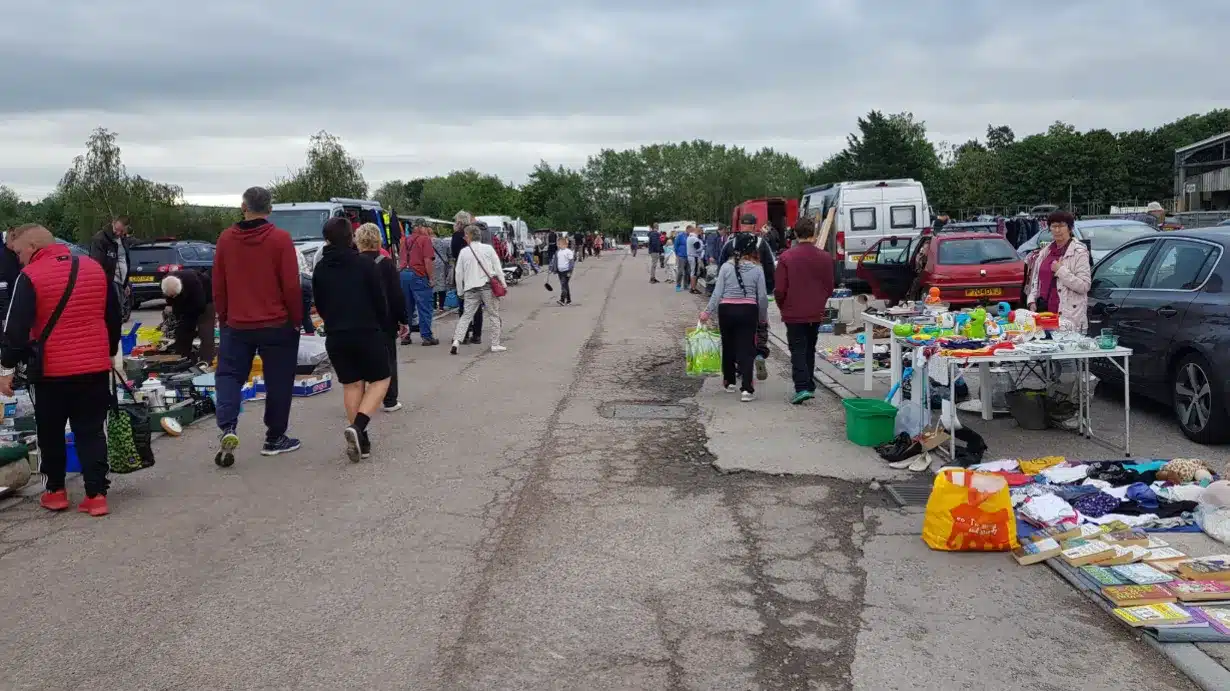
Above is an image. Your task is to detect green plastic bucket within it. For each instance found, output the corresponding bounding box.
[843,399,899,447]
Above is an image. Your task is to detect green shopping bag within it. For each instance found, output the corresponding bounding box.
[107,371,155,474]
[685,323,722,377]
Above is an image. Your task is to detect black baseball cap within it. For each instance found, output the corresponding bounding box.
[739,213,757,225]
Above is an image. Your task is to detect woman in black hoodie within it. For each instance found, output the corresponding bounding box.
[355,223,409,413]
[312,218,391,463]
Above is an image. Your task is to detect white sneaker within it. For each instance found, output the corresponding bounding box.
[724,384,738,393]
[490,345,507,353]
[740,391,755,402]
[382,402,403,412]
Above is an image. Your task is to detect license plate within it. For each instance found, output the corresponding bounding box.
[130,275,156,283]
[847,254,866,264]
[964,287,1004,297]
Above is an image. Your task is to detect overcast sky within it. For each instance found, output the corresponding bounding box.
[2,0,1227,206]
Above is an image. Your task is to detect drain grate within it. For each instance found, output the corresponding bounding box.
[884,481,934,507]
[608,403,690,420]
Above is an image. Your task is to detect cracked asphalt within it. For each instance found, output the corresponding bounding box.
[0,251,1199,690]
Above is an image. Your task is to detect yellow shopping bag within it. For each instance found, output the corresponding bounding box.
[922,469,1019,552]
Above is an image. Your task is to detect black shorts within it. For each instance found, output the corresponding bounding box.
[326,330,391,385]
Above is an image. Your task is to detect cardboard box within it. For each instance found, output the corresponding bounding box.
[293,373,332,397]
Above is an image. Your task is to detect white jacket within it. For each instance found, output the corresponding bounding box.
[454,241,506,294]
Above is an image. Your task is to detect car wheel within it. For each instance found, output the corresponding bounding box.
[1172,352,1230,444]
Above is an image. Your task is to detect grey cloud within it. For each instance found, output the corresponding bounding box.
[1,0,1228,201]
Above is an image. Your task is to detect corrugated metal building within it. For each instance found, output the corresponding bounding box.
[1175,132,1230,211]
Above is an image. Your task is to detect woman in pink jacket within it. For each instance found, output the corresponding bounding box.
[1025,210,1091,333]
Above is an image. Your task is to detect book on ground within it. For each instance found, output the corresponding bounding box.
[1111,563,1176,585]
[1104,529,1150,547]
[1062,539,1115,567]
[1097,545,1150,566]
[1041,523,1104,545]
[1146,536,1171,549]
[1178,556,1230,582]
[1190,607,1230,635]
[1012,537,1061,565]
[1112,603,1193,628]
[1101,584,1176,607]
[1082,565,1129,587]
[1168,581,1230,602]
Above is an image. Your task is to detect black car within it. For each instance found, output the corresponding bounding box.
[1087,228,1230,443]
[127,240,215,308]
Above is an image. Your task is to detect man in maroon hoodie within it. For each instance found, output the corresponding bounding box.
[773,217,835,404]
[211,186,303,466]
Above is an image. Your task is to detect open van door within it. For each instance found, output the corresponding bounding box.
[856,236,917,303]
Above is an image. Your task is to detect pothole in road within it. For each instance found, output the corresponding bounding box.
[601,402,693,420]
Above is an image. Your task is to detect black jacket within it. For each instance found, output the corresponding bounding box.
[311,244,388,334]
[88,228,130,285]
[361,250,408,334]
[719,233,777,293]
[166,269,211,320]
[0,244,22,319]
[451,230,467,261]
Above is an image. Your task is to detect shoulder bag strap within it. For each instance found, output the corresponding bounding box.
[469,245,494,282]
[38,256,79,345]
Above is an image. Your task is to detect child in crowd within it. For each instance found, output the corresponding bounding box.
[554,237,575,306]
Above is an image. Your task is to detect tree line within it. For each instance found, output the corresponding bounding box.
[4,109,1227,243]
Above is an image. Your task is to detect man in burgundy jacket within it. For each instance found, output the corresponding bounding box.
[212,186,303,465]
[773,217,835,404]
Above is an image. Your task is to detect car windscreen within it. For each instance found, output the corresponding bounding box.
[937,238,1018,265]
[129,247,177,268]
[1085,225,1156,251]
[268,209,331,242]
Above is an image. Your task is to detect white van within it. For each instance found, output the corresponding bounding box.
[269,197,385,271]
[631,226,652,246]
[799,179,930,284]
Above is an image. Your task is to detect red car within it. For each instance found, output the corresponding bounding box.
[856,230,1026,306]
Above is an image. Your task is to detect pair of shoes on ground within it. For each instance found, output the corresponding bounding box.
[419,337,440,346]
[40,489,108,516]
[723,384,757,403]
[450,341,507,354]
[213,428,301,467]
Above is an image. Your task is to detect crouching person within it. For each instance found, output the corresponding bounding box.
[312,218,392,462]
[161,268,216,364]
[0,224,121,516]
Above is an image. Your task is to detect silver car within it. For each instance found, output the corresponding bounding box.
[1016,219,1157,263]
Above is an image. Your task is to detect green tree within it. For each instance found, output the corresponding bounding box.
[373,178,425,214]
[417,170,520,220]
[270,131,368,203]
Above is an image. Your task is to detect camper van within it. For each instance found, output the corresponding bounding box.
[799,179,930,285]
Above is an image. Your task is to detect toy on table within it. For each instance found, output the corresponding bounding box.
[892,322,913,338]
[995,301,1012,317]
[924,287,941,305]
[965,307,988,339]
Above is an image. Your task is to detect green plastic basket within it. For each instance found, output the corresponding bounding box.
[843,399,899,447]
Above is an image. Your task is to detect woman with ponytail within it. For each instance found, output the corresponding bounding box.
[700,233,767,401]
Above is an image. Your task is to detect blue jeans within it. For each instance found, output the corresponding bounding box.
[216,325,300,443]
[408,272,435,340]
[524,251,539,273]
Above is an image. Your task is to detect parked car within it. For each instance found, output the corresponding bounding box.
[1162,216,1184,231]
[1086,229,1230,443]
[127,239,215,309]
[1218,219,1230,227]
[1016,219,1157,264]
[856,228,1025,306]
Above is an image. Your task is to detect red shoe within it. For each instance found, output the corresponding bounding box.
[77,495,110,517]
[40,490,70,512]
